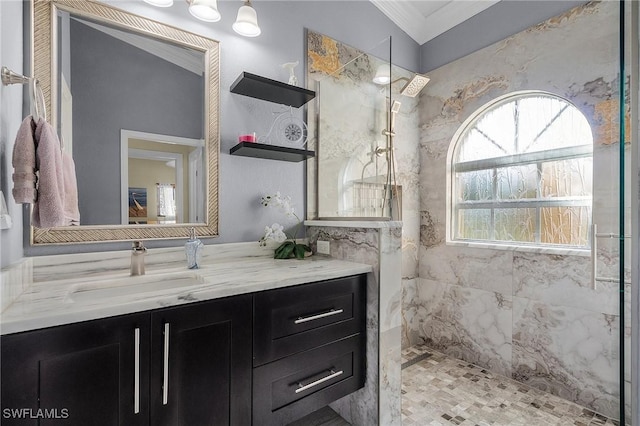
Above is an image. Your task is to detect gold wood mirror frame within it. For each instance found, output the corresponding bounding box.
[31,0,219,244]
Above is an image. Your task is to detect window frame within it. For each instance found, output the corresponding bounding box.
[446,91,593,253]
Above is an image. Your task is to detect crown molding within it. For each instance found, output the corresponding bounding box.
[371,0,500,45]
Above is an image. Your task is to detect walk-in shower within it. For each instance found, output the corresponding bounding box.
[406,1,635,424]
[307,3,638,421]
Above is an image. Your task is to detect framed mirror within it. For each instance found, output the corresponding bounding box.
[31,0,219,244]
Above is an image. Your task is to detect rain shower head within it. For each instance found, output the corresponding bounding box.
[399,74,430,97]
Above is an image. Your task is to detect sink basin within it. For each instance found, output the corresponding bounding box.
[66,272,205,303]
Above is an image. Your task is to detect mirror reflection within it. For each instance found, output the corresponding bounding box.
[31,0,219,244]
[57,11,206,226]
[121,131,205,225]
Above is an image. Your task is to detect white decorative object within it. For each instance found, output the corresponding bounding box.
[258,106,308,148]
[282,61,299,86]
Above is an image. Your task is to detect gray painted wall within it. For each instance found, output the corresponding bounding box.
[420,0,589,72]
[0,0,25,268]
[70,20,203,225]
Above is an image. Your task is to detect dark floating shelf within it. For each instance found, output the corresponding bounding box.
[230,72,316,108]
[230,142,315,162]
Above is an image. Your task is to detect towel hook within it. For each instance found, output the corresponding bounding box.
[1,66,30,86]
[30,78,46,122]
[2,65,46,122]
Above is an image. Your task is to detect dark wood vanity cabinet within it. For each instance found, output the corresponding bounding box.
[0,296,251,426]
[0,312,150,426]
[0,274,366,426]
[253,275,367,425]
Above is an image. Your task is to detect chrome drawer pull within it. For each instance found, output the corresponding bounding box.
[162,323,170,405]
[295,369,344,394]
[134,327,140,414]
[294,309,343,324]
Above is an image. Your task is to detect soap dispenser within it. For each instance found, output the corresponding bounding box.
[131,241,147,276]
[185,227,203,269]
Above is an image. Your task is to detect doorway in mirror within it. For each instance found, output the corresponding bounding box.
[120,130,205,226]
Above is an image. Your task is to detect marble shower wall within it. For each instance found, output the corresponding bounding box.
[306,223,403,426]
[415,1,628,420]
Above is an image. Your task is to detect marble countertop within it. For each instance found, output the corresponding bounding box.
[1,246,372,335]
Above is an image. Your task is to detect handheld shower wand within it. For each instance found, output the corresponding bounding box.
[379,100,402,219]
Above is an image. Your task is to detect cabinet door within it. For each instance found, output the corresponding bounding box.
[150,295,252,426]
[1,313,150,426]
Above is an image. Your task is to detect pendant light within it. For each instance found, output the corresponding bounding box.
[187,0,221,22]
[143,0,261,37]
[233,0,261,37]
[373,64,391,85]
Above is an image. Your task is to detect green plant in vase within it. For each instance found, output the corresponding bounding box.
[259,192,312,259]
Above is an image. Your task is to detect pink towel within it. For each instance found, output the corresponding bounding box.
[62,153,80,226]
[31,118,65,228]
[11,116,37,203]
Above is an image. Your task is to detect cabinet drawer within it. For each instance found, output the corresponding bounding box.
[253,274,366,366]
[252,334,365,426]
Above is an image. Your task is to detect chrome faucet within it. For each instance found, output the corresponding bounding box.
[131,241,147,276]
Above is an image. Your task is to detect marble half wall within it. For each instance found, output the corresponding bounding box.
[416,1,627,420]
[307,222,402,426]
[305,30,421,354]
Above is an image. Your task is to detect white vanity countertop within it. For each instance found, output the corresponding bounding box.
[1,246,372,335]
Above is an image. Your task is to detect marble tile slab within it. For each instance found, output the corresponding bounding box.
[512,296,619,419]
[418,244,514,295]
[417,278,513,377]
[401,278,423,349]
[513,252,618,314]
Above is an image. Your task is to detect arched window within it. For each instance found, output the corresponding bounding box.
[450,92,593,249]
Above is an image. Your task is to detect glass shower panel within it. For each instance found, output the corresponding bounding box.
[316,73,390,217]
[306,33,392,219]
[566,2,630,422]
[402,2,634,425]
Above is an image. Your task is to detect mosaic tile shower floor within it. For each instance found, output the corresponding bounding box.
[401,345,619,426]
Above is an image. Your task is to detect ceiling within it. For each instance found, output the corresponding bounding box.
[370,0,500,45]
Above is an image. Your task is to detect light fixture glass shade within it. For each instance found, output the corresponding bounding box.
[189,0,221,22]
[373,64,391,85]
[143,0,174,7]
[233,3,261,37]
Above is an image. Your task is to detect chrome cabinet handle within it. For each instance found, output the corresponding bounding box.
[294,309,343,324]
[295,369,343,394]
[134,327,140,414]
[162,323,170,405]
